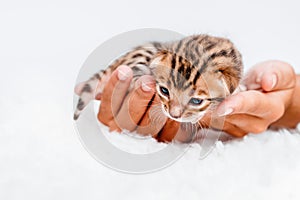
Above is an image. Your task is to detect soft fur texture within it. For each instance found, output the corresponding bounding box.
[2,1,300,199]
[74,35,243,128]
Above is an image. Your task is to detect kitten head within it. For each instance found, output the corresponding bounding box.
[150,35,243,123]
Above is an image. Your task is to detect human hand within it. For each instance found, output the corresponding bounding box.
[212,60,297,137]
[96,61,298,141]
[96,65,193,142]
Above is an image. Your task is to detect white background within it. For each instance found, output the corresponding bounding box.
[1,0,300,199]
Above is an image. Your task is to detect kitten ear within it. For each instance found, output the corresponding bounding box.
[149,51,169,71]
[215,65,242,94]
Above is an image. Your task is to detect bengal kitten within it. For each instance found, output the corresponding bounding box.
[74,34,243,128]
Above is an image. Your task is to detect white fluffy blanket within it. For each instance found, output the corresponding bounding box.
[1,1,300,199]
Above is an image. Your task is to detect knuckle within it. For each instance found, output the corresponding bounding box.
[133,87,154,101]
[251,124,268,134]
[235,130,248,137]
[116,118,136,132]
[281,61,294,73]
[238,90,263,112]
[283,62,296,81]
[277,104,285,118]
[231,92,247,111]
[223,125,247,137]
[97,113,109,126]
[271,104,285,122]
[274,61,296,87]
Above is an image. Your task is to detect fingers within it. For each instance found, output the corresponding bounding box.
[260,61,296,91]
[220,121,248,137]
[242,68,262,90]
[136,94,167,136]
[97,65,133,126]
[155,119,180,142]
[199,112,247,137]
[217,90,270,117]
[215,89,287,136]
[243,60,296,91]
[207,113,267,137]
[217,89,285,121]
[114,75,156,132]
[224,114,269,134]
[215,60,297,137]
[97,68,163,135]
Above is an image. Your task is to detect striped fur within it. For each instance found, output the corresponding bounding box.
[74,35,243,124]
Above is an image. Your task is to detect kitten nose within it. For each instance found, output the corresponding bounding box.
[169,106,183,118]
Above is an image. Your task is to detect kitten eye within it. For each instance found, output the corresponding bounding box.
[160,86,169,96]
[189,98,203,106]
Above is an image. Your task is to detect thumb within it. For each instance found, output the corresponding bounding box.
[260,61,296,91]
[243,60,296,92]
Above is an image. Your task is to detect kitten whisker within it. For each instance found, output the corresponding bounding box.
[74,34,243,144]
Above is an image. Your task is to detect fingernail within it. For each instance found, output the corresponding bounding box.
[117,66,131,81]
[271,74,277,89]
[256,77,261,83]
[217,107,233,117]
[256,72,263,83]
[141,82,152,92]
